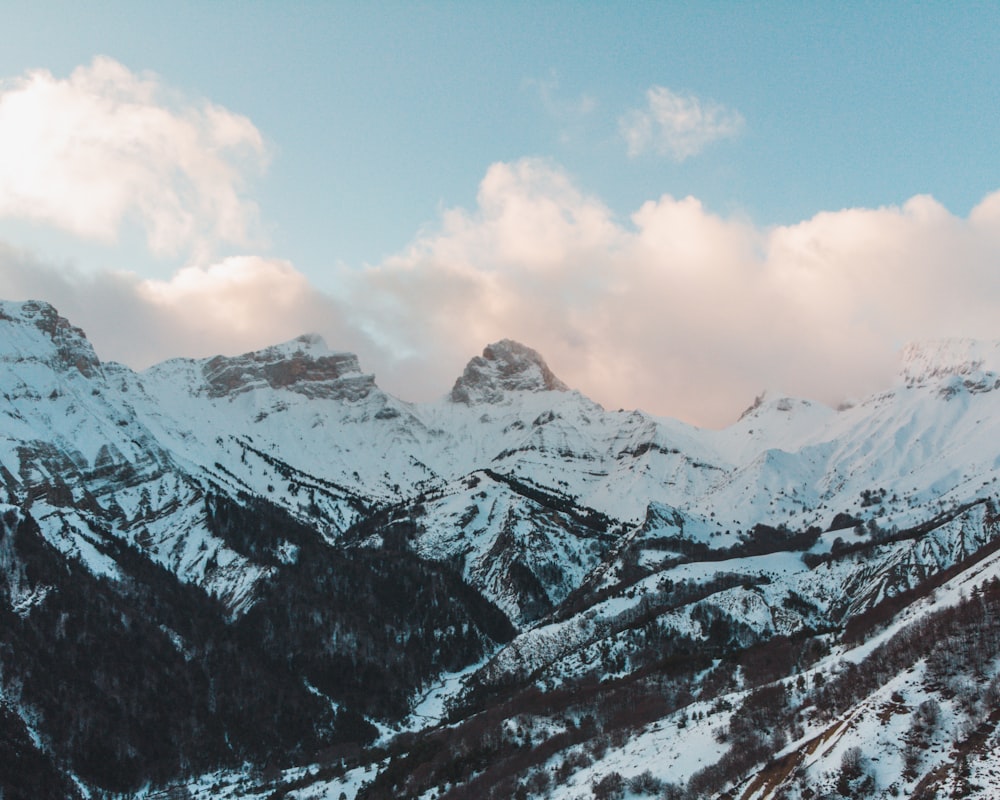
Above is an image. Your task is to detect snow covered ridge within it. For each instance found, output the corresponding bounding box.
[899,338,1000,386]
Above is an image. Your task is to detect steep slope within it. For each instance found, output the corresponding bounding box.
[124,334,421,520]
[0,493,514,798]
[328,498,1000,800]
[0,301,283,610]
[345,469,618,624]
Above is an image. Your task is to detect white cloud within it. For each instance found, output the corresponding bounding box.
[341,160,1000,426]
[620,86,744,160]
[0,56,267,258]
[5,156,1000,429]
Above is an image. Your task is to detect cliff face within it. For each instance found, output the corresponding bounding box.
[201,334,376,400]
[0,299,101,378]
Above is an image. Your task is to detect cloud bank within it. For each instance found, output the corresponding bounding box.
[6,158,1000,428]
[340,159,1000,425]
[1,59,999,427]
[619,86,744,160]
[0,57,267,258]
[0,246,369,372]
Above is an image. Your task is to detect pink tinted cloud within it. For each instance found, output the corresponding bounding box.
[4,157,1000,428]
[343,160,1000,425]
[0,248,369,373]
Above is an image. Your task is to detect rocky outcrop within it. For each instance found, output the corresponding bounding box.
[450,339,568,404]
[0,300,101,378]
[899,338,1000,387]
[201,334,377,400]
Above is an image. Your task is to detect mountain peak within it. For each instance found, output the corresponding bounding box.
[201,335,376,400]
[449,339,568,404]
[0,299,101,378]
[899,338,1000,387]
[737,389,810,420]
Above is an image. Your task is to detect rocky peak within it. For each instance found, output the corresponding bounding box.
[737,390,804,421]
[0,299,101,378]
[202,334,376,400]
[450,340,568,404]
[899,339,1000,387]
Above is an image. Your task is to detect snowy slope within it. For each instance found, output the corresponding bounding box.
[9,299,1000,619]
[9,299,1000,799]
[346,469,617,624]
[0,301,274,609]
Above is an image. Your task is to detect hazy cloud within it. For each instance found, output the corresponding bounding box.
[0,56,267,258]
[526,72,598,119]
[525,72,598,148]
[620,86,744,160]
[341,160,1000,426]
[0,246,370,372]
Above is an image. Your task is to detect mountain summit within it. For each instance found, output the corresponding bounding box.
[198,334,376,400]
[449,339,568,404]
[899,338,1000,388]
[0,299,101,378]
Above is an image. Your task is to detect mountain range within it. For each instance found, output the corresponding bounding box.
[3,297,1000,799]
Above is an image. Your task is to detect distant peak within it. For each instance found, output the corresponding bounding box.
[737,390,812,421]
[899,339,1000,386]
[450,340,568,404]
[737,392,767,421]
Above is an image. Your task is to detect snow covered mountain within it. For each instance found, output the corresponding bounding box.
[4,298,1000,799]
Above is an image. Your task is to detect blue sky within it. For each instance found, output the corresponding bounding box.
[1,2,999,425]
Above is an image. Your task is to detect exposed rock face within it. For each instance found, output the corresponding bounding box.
[450,339,568,404]
[202,334,376,400]
[899,338,1000,387]
[0,300,101,378]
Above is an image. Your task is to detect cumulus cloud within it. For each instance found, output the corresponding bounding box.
[0,56,267,258]
[339,159,1000,426]
[5,153,1000,429]
[620,86,744,160]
